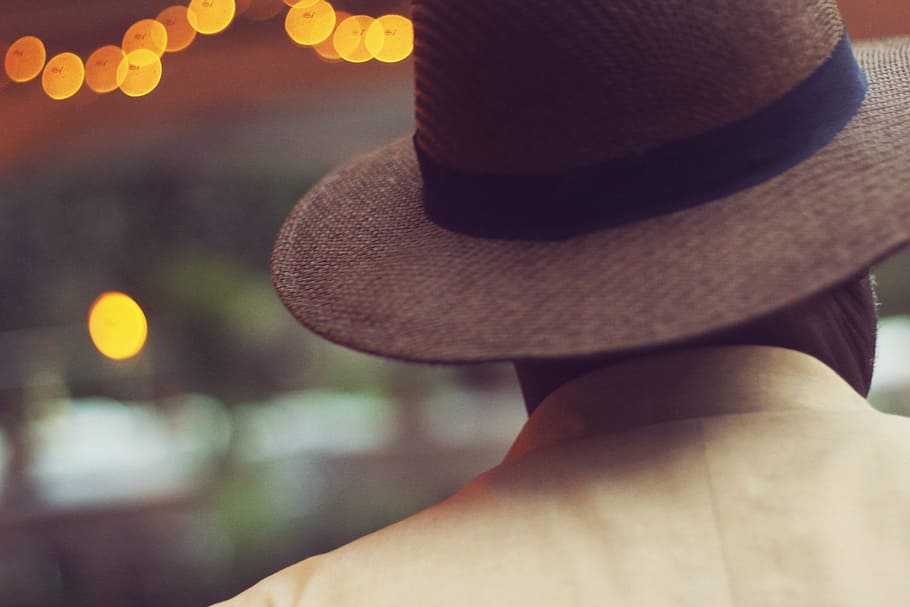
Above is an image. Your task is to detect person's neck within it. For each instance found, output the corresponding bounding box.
[513,343,864,416]
[514,351,637,415]
[506,345,869,463]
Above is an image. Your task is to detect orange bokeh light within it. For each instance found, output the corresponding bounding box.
[157,6,198,52]
[243,0,285,21]
[312,9,348,61]
[41,52,84,100]
[364,15,413,63]
[117,49,163,97]
[88,292,148,361]
[235,0,252,16]
[187,0,237,35]
[0,44,9,90]
[85,45,126,93]
[285,1,336,46]
[4,36,46,83]
[333,15,374,63]
[122,19,169,57]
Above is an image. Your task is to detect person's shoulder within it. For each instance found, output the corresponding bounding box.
[856,408,910,463]
[864,407,910,434]
[209,486,487,606]
[209,552,331,606]
[211,407,910,606]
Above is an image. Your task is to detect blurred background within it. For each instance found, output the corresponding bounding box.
[1,1,909,605]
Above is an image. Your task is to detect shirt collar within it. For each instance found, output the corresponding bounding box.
[503,345,873,464]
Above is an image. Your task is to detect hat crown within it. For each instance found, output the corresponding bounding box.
[413,0,845,173]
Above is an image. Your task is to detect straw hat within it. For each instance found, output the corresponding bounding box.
[271,0,910,363]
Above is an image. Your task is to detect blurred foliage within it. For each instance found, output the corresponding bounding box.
[0,146,329,405]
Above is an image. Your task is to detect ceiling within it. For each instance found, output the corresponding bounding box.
[0,1,412,176]
[0,0,907,178]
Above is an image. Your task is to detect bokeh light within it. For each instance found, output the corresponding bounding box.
[41,52,85,100]
[0,5,409,98]
[242,0,284,21]
[187,0,237,35]
[122,19,169,57]
[0,43,9,90]
[364,15,413,63]
[333,15,374,63]
[157,6,197,53]
[4,36,47,83]
[285,1,336,46]
[312,10,348,61]
[117,49,163,97]
[85,45,126,93]
[88,292,149,361]
[235,0,252,16]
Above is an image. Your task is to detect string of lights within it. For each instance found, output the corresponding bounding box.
[1,0,414,102]
[2,0,413,360]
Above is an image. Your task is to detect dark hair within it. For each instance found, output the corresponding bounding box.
[690,271,878,397]
[516,272,879,412]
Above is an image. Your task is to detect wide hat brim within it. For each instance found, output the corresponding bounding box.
[272,38,910,364]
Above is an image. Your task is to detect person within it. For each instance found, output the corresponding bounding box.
[214,0,910,604]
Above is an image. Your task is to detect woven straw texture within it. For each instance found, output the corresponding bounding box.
[271,1,910,364]
[414,0,843,172]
